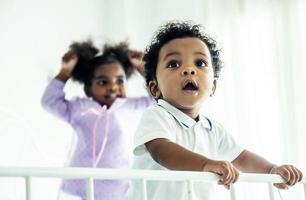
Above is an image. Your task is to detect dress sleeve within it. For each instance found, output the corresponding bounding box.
[41,79,74,123]
[133,106,174,156]
[129,96,155,109]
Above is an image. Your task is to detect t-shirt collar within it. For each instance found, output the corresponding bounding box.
[157,99,212,130]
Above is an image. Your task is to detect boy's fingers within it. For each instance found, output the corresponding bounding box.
[274,183,289,190]
[222,167,236,186]
[292,167,303,182]
[288,166,299,185]
[271,165,302,189]
[290,166,302,185]
[224,184,230,190]
[219,166,231,184]
[229,165,239,183]
[296,168,303,182]
[232,167,239,183]
[277,168,290,183]
[227,166,235,184]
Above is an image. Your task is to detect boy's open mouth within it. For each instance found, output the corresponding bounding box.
[182,80,199,91]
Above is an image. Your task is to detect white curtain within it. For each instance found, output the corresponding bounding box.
[0,0,305,199]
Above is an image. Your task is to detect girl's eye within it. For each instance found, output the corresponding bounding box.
[167,60,180,68]
[97,80,107,85]
[195,59,207,68]
[116,78,124,85]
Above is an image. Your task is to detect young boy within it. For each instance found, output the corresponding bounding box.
[128,21,303,200]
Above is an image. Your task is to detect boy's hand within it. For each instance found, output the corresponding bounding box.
[270,165,303,189]
[61,51,78,77]
[128,50,145,75]
[203,160,239,189]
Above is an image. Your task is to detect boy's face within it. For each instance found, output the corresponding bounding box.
[150,37,216,118]
[85,62,127,108]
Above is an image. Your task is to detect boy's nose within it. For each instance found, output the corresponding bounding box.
[181,68,196,76]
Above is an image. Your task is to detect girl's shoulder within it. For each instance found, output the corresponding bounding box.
[124,96,155,107]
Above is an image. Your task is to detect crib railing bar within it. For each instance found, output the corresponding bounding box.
[0,167,305,200]
[268,183,275,200]
[87,177,94,200]
[304,183,306,200]
[230,184,236,200]
[2,167,302,184]
[25,176,32,200]
[141,178,147,200]
[187,180,194,200]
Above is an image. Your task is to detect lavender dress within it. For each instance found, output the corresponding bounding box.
[41,79,154,200]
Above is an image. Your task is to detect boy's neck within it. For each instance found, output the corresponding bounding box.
[179,107,200,121]
[158,99,201,121]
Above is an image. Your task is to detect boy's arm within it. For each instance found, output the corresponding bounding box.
[232,150,303,189]
[231,150,275,173]
[146,138,209,171]
[146,138,239,188]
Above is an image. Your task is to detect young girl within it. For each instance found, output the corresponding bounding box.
[128,21,303,200]
[41,40,154,200]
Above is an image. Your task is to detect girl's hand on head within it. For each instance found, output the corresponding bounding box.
[202,160,240,190]
[61,51,78,77]
[128,50,145,75]
[270,165,303,189]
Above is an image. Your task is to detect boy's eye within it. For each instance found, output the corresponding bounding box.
[195,59,207,68]
[167,60,180,68]
[97,80,107,85]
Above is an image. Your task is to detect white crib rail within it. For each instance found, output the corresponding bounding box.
[0,167,305,200]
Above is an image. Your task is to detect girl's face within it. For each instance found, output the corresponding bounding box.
[87,62,127,108]
[150,37,216,119]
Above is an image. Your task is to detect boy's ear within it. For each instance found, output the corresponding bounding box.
[210,79,217,96]
[148,80,161,99]
[84,85,92,97]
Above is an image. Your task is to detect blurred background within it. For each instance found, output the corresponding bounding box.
[0,0,305,199]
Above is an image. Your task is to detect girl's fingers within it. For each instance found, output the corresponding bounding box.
[62,51,76,62]
[128,50,144,60]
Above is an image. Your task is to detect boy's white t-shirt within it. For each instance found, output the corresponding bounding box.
[127,99,244,200]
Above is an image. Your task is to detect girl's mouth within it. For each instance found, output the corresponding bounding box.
[106,93,120,99]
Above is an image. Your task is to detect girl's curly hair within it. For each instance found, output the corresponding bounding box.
[69,40,133,86]
[143,21,223,87]
[69,40,98,84]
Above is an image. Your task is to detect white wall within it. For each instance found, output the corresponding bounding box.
[1,0,305,199]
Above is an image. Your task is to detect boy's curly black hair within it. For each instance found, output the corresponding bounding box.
[143,21,223,87]
[69,40,133,86]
